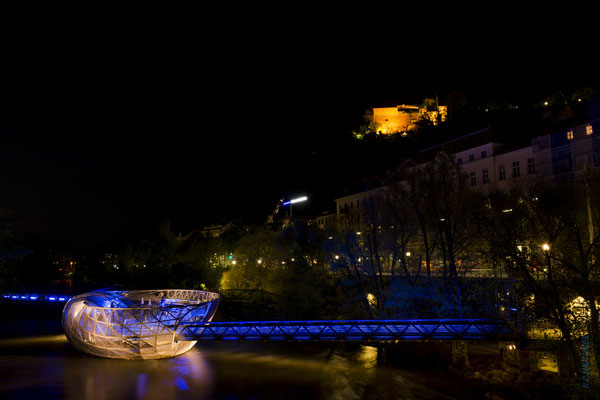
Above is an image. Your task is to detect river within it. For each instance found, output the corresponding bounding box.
[0,301,496,400]
[0,331,484,399]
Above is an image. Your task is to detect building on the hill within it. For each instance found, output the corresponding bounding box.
[372,104,447,134]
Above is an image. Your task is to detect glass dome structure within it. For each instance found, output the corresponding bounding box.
[62,289,220,360]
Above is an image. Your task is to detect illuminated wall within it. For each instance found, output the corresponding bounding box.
[372,104,447,134]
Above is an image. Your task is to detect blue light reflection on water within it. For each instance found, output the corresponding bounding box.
[137,374,148,398]
[176,377,189,391]
[0,335,214,400]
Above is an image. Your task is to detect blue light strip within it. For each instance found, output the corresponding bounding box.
[0,293,72,302]
[178,319,516,342]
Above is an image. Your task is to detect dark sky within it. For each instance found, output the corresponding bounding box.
[1,3,598,247]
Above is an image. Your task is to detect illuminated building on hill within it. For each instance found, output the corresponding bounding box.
[334,105,600,231]
[372,104,447,134]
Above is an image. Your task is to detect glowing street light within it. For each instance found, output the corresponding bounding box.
[282,196,308,219]
[542,243,550,252]
[541,243,551,278]
[283,196,308,206]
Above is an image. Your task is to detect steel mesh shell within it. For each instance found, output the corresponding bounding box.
[62,289,220,360]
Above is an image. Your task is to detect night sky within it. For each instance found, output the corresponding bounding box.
[1,3,598,248]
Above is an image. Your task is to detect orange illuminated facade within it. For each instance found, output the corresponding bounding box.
[372,104,447,134]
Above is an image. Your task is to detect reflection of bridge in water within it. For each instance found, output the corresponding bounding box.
[176,319,516,342]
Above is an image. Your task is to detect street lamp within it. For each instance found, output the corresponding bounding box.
[541,243,550,252]
[542,243,550,276]
[283,196,308,219]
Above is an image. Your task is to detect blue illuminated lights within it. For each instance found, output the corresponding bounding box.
[62,289,220,360]
[0,293,71,302]
[182,319,516,342]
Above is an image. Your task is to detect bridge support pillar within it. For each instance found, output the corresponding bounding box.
[451,340,470,368]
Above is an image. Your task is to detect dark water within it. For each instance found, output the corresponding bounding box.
[0,333,471,400]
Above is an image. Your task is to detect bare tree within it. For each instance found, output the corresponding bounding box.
[410,152,484,316]
[481,172,600,379]
[328,153,485,318]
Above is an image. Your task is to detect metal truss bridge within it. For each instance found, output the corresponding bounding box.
[1,293,516,343]
[178,319,516,342]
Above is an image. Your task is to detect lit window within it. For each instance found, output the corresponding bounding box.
[587,124,593,135]
[567,130,573,140]
[498,165,506,180]
[482,168,489,184]
[470,171,476,186]
[512,161,520,178]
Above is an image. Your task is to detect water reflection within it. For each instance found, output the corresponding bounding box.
[69,349,214,400]
[0,335,455,399]
[0,335,213,400]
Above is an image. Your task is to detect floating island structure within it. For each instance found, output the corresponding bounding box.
[62,289,220,360]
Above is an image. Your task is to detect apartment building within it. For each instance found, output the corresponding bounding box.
[333,119,597,226]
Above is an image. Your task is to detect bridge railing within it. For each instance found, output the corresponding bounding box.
[176,319,516,342]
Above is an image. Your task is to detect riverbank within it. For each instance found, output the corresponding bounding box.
[371,341,599,399]
[443,343,593,399]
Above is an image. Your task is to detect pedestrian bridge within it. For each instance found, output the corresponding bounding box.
[1,292,517,346]
[176,319,516,342]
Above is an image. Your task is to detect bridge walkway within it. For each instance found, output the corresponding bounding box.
[176,319,516,342]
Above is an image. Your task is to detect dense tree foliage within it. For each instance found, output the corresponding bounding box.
[221,223,342,319]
